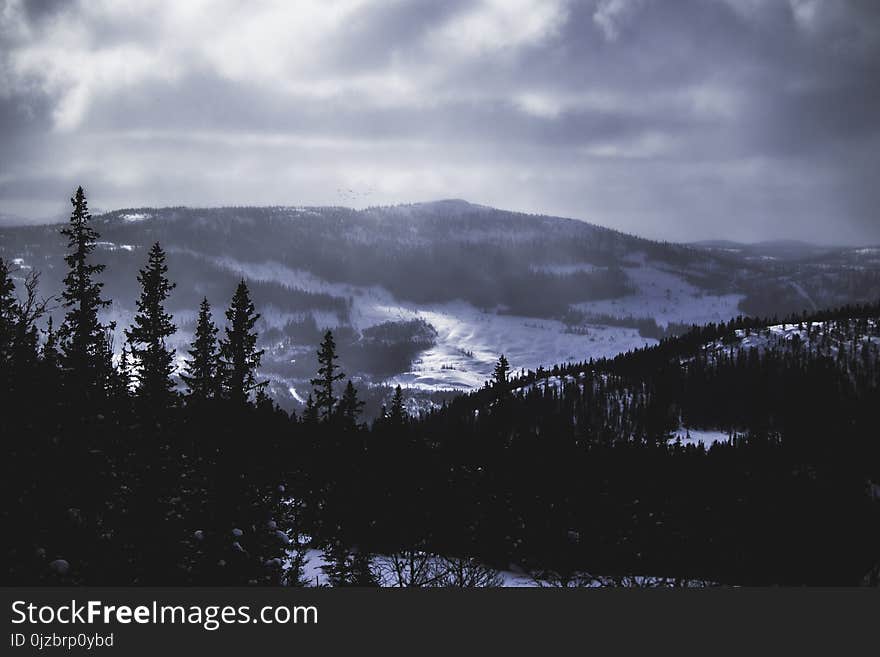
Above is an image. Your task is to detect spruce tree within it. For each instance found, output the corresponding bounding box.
[118,343,133,396]
[389,384,406,425]
[181,297,219,401]
[125,242,177,406]
[219,281,264,404]
[302,394,319,424]
[58,186,112,393]
[493,353,510,388]
[320,541,376,586]
[41,317,60,371]
[492,353,511,406]
[311,330,344,422]
[338,379,364,429]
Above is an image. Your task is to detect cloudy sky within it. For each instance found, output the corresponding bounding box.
[1,0,878,244]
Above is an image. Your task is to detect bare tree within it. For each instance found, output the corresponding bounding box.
[375,550,445,587]
[530,569,716,588]
[17,270,54,327]
[435,556,503,587]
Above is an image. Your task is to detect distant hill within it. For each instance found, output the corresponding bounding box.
[2,200,879,413]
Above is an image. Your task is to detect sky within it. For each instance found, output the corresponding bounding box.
[1,0,879,245]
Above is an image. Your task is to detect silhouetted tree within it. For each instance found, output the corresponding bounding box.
[302,394,319,424]
[41,316,60,371]
[320,541,377,587]
[219,281,264,404]
[338,379,364,429]
[181,297,219,401]
[125,242,177,407]
[58,186,113,395]
[311,330,344,422]
[389,384,406,425]
[493,353,510,389]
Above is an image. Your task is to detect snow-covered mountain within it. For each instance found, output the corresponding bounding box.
[2,200,878,414]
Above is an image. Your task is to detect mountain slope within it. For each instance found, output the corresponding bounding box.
[2,200,879,413]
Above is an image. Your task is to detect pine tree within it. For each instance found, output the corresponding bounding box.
[492,354,511,407]
[310,330,344,423]
[118,343,132,396]
[388,384,406,425]
[58,186,112,395]
[350,549,378,586]
[338,379,364,429]
[41,316,60,371]
[493,353,510,388]
[320,540,376,586]
[302,394,319,424]
[125,242,177,406]
[219,281,264,405]
[181,297,219,401]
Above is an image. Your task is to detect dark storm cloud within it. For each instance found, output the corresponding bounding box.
[0,0,878,244]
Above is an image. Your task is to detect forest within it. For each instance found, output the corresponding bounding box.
[2,188,879,587]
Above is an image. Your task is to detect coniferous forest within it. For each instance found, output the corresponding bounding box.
[3,188,880,587]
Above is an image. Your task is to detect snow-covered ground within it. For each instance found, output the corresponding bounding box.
[575,254,743,328]
[295,548,711,587]
[90,251,753,404]
[704,319,880,357]
[671,427,731,448]
[208,255,747,394]
[120,212,151,223]
[207,255,658,392]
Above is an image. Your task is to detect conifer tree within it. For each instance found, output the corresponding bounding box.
[320,541,376,587]
[310,330,344,422]
[492,354,511,406]
[493,353,510,388]
[219,281,264,404]
[350,549,378,586]
[302,394,319,424]
[118,343,132,396]
[388,384,406,425]
[125,242,177,406]
[181,297,219,401]
[338,379,364,429]
[42,316,60,371]
[58,187,112,392]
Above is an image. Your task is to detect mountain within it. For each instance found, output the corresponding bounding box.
[2,200,879,414]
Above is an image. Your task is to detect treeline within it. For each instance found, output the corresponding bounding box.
[2,188,879,586]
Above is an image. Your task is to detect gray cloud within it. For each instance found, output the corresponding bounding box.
[0,0,878,244]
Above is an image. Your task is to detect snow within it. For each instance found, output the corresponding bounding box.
[672,427,731,448]
[95,241,135,252]
[574,256,744,328]
[49,559,70,575]
[704,319,880,357]
[529,263,601,275]
[120,212,151,222]
[99,252,753,404]
[208,255,653,392]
